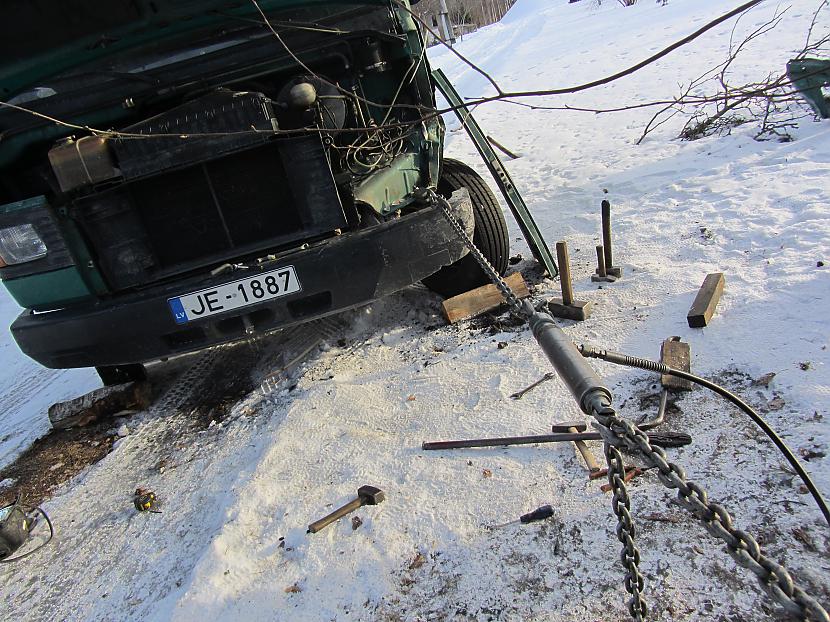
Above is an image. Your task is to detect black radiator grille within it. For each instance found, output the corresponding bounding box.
[75,137,346,291]
[130,145,303,267]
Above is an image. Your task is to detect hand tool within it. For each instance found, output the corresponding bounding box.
[550,422,600,473]
[509,372,555,400]
[422,430,691,451]
[547,241,593,321]
[492,505,554,529]
[307,485,385,534]
[133,488,161,513]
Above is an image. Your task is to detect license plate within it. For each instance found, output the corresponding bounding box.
[168,266,301,324]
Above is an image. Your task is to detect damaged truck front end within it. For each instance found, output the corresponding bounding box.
[0,0,475,377]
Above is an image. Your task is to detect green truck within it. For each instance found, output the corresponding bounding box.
[0,0,509,384]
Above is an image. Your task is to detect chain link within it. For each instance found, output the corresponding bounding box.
[604,442,648,621]
[592,404,830,622]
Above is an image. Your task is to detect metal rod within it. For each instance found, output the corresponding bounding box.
[596,245,607,278]
[422,431,691,450]
[601,199,613,271]
[555,241,574,306]
[639,388,669,430]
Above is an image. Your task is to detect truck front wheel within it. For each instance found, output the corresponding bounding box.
[422,158,509,298]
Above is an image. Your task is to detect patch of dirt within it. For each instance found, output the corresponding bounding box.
[469,308,528,334]
[0,358,191,509]
[0,421,117,508]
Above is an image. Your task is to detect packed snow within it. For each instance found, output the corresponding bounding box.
[0,0,828,620]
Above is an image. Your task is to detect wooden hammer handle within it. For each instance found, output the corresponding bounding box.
[307,497,363,533]
[566,426,600,473]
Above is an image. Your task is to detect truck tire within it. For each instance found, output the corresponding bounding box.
[422,158,509,298]
[95,364,147,386]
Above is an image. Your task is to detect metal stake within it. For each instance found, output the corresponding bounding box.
[599,200,622,278]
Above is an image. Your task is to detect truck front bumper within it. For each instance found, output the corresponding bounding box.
[11,202,471,369]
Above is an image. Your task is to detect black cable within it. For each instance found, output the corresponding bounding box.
[579,346,830,529]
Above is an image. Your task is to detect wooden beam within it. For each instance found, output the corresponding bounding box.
[442,272,529,324]
[48,382,152,430]
[687,272,725,328]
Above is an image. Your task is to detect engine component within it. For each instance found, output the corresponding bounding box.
[357,38,389,73]
[111,90,279,180]
[287,82,317,110]
[48,136,120,192]
[276,76,345,130]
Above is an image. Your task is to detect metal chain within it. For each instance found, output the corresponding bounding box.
[592,404,830,622]
[604,442,648,621]
[433,192,530,317]
[435,187,829,622]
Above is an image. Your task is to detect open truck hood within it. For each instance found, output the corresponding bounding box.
[0,0,396,97]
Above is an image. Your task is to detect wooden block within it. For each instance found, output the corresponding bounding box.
[660,337,692,391]
[48,381,152,430]
[442,272,529,324]
[687,272,725,328]
[547,298,593,321]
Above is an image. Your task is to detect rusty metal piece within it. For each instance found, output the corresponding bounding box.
[422,431,691,451]
[600,467,643,493]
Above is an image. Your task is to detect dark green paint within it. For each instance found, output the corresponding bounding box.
[3,267,94,310]
[1,0,397,97]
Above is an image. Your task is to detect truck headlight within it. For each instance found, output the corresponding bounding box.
[0,224,48,266]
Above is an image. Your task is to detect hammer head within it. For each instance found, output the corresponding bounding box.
[357,485,385,505]
[551,422,587,433]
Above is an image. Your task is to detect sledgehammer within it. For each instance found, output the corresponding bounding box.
[307,486,385,534]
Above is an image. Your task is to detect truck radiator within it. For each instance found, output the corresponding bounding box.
[73,136,346,291]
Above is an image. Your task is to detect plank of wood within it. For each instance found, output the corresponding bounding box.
[687,272,725,328]
[660,337,692,391]
[442,272,529,324]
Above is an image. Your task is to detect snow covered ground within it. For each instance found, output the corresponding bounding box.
[1,0,828,620]
[0,295,100,472]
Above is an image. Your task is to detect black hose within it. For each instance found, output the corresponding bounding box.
[580,346,830,529]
